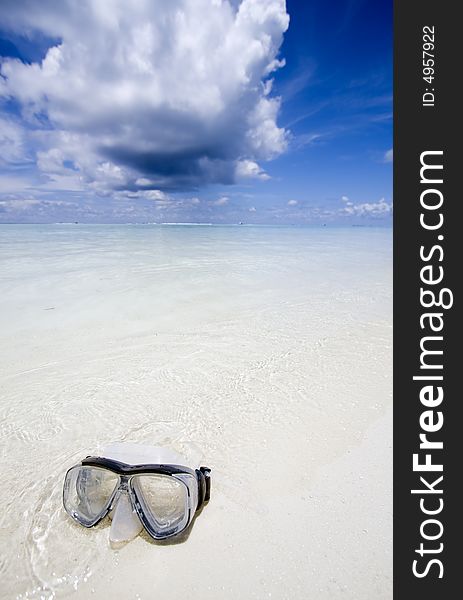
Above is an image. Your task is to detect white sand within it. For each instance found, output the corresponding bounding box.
[0,225,392,599]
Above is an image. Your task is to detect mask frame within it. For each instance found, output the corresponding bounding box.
[63,456,211,540]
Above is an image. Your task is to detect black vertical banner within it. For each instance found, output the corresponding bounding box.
[394,1,459,598]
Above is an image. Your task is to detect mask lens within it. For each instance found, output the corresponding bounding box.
[64,466,119,526]
[132,474,189,538]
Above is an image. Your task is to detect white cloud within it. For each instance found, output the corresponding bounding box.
[213,196,229,206]
[287,199,298,206]
[0,117,28,164]
[0,0,289,193]
[384,148,393,163]
[0,197,41,211]
[36,148,69,174]
[0,196,76,212]
[0,174,34,193]
[140,190,168,202]
[135,178,156,187]
[235,159,270,180]
[340,197,392,217]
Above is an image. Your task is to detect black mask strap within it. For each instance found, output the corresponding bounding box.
[195,466,211,509]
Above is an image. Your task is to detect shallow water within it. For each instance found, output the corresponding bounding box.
[0,225,392,599]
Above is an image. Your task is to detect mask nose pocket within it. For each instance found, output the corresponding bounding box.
[109,490,143,548]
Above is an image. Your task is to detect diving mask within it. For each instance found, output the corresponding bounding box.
[63,443,211,544]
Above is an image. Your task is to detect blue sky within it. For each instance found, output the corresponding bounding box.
[0,0,392,224]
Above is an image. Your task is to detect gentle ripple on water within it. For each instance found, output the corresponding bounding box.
[0,225,392,598]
